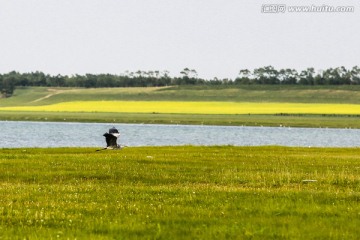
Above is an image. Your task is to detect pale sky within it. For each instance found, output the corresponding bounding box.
[0,0,359,79]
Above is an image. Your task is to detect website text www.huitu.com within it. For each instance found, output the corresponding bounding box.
[261,4,355,13]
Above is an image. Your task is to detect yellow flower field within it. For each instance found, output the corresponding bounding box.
[2,101,360,115]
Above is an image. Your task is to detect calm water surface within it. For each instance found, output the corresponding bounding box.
[0,121,359,148]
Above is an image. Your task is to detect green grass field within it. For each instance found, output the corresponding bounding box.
[1,146,359,239]
[3,85,360,107]
[2,111,360,128]
[2,86,360,127]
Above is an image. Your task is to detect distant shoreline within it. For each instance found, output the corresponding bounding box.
[1,111,360,129]
[2,85,360,128]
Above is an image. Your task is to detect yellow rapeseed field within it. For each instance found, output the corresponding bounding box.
[2,101,360,115]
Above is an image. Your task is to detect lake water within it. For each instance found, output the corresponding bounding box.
[0,121,359,148]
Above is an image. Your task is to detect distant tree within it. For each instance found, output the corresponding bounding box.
[0,75,15,97]
[154,70,160,79]
[3,66,360,93]
[235,69,252,84]
[72,74,87,87]
[222,78,233,85]
[299,68,315,85]
[336,66,351,84]
[350,66,360,84]
[278,69,298,84]
[321,67,350,85]
[253,66,279,84]
[46,74,66,87]
[289,69,299,84]
[0,76,2,97]
[157,71,171,86]
[29,71,47,86]
[208,77,223,85]
[179,68,198,85]
[85,74,97,88]
[314,70,325,85]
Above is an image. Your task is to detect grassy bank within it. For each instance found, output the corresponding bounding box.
[3,85,360,107]
[2,111,360,128]
[1,146,359,239]
[1,86,360,127]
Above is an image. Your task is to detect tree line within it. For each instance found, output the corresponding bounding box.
[1,66,360,98]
